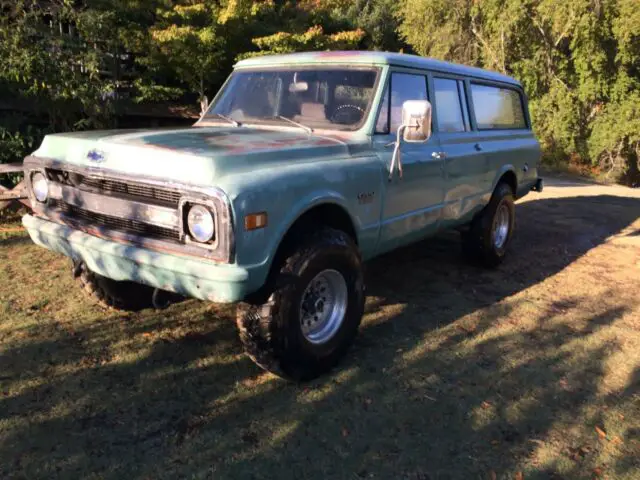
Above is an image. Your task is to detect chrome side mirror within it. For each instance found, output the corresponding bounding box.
[401,100,432,142]
[389,100,433,180]
[199,95,209,116]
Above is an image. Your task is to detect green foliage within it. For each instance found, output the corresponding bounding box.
[0,1,114,130]
[345,0,404,51]
[143,1,224,101]
[588,92,640,183]
[244,25,365,58]
[399,0,640,184]
[0,122,41,164]
[236,0,368,58]
[1,0,638,184]
[0,0,118,182]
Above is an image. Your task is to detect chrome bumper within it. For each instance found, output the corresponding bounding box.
[23,214,257,303]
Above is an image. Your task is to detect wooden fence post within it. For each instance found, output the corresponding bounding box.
[0,163,30,212]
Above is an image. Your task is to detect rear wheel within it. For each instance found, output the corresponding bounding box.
[462,182,515,267]
[73,261,155,311]
[236,228,365,381]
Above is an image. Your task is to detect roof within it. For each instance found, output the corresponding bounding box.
[234,51,521,87]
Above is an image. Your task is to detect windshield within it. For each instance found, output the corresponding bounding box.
[204,67,380,131]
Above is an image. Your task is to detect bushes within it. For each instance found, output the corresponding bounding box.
[1,1,639,186]
[399,0,640,186]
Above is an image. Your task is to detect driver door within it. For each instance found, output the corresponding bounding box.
[374,71,446,254]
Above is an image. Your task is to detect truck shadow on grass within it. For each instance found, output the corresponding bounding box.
[1,194,639,479]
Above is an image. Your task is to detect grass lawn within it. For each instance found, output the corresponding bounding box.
[1,177,639,479]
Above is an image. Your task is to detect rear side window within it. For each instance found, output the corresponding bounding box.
[470,84,527,129]
[433,77,467,133]
[375,72,428,134]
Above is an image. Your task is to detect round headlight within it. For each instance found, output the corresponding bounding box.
[32,172,49,203]
[187,205,214,243]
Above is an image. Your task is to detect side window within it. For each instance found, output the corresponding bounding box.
[375,72,428,134]
[470,84,527,129]
[433,77,466,133]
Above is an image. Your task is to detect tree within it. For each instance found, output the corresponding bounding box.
[236,0,366,59]
[0,1,116,131]
[0,0,116,173]
[247,25,365,57]
[346,0,405,51]
[588,0,640,184]
[398,0,640,184]
[141,2,224,104]
[1,0,638,185]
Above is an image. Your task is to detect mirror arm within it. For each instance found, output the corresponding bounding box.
[389,125,406,181]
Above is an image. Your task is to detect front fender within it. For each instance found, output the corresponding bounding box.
[277,189,356,237]
[226,156,383,282]
[237,189,355,270]
[271,189,357,260]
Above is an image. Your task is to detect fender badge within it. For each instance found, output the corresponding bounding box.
[357,191,375,205]
[87,149,106,163]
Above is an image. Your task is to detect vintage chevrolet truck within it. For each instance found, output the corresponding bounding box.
[22,51,542,380]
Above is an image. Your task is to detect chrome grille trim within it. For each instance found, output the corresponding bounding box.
[46,168,182,207]
[50,200,180,241]
[24,156,235,263]
[48,183,180,230]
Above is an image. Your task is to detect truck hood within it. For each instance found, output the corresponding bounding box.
[33,126,363,186]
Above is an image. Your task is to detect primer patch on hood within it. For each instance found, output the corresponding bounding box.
[120,128,342,156]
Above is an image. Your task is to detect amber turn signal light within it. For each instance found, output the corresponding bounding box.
[245,212,268,230]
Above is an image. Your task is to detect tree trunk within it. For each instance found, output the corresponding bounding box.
[621,143,640,188]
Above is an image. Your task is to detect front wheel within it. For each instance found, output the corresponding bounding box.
[462,182,515,267]
[236,228,365,381]
[73,261,155,311]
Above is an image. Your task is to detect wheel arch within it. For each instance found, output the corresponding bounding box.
[245,201,359,304]
[494,167,518,196]
[273,201,358,261]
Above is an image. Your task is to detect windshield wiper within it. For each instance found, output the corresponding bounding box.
[212,113,241,127]
[272,115,313,134]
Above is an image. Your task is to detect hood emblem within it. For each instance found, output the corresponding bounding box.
[87,149,106,163]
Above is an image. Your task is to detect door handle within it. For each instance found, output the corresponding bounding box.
[432,151,447,160]
[474,143,483,151]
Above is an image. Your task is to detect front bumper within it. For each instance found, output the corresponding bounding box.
[23,214,259,303]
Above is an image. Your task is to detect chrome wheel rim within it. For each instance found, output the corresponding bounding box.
[299,269,348,345]
[493,203,510,249]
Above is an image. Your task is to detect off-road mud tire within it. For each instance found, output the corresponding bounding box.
[462,182,515,267]
[74,261,155,311]
[236,228,365,382]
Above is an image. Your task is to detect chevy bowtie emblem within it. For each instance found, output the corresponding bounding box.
[87,149,105,163]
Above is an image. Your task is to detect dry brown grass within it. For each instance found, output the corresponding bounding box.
[1,175,639,479]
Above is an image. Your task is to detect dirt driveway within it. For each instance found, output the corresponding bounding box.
[1,175,638,479]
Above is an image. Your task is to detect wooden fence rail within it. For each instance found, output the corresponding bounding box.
[0,163,30,212]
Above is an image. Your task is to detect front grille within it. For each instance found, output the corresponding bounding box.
[46,169,182,207]
[26,160,232,262]
[50,199,180,242]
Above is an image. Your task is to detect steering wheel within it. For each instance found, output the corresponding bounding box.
[330,104,365,124]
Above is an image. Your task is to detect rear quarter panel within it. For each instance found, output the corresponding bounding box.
[481,129,541,196]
